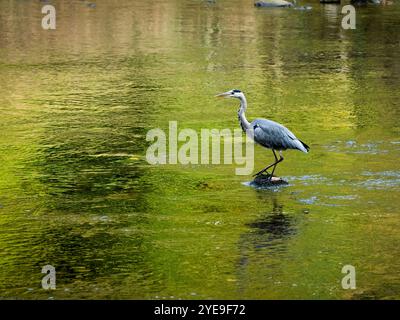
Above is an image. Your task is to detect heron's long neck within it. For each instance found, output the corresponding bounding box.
[238,96,251,132]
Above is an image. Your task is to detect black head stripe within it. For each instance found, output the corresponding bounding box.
[232,89,241,93]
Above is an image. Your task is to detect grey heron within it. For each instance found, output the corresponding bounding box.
[216,89,309,178]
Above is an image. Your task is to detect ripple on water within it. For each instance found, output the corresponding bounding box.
[296,193,361,207]
[362,171,400,178]
[324,140,389,154]
[327,195,358,200]
[358,171,400,189]
[358,178,400,189]
[298,196,318,204]
[286,175,331,186]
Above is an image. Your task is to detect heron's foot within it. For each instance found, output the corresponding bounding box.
[254,172,274,181]
[253,170,271,178]
[265,173,275,181]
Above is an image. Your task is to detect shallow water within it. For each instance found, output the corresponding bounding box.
[0,0,400,299]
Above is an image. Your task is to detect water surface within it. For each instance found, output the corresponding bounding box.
[0,0,400,299]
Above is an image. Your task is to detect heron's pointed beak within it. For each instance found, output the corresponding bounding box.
[215,91,231,98]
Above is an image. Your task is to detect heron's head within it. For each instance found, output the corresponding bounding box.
[215,89,244,99]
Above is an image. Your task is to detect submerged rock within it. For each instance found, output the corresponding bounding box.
[254,1,294,8]
[320,0,340,3]
[351,0,381,4]
[250,174,289,188]
[294,5,313,10]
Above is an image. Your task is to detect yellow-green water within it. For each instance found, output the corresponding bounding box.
[0,0,400,299]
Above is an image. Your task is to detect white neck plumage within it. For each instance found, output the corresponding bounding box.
[237,95,251,132]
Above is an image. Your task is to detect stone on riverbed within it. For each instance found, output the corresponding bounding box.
[250,174,288,187]
[254,1,294,8]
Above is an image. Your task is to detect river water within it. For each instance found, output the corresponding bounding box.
[0,0,400,299]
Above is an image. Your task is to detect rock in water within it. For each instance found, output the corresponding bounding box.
[254,1,294,8]
[294,5,313,10]
[350,0,381,4]
[250,174,288,188]
[320,0,340,3]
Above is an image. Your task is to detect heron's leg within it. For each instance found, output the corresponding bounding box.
[269,151,284,179]
[253,149,280,177]
[268,150,279,178]
[267,150,279,178]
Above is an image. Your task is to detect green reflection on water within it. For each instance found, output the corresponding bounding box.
[0,0,400,299]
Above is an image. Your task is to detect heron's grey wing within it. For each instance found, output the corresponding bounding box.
[252,118,306,151]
